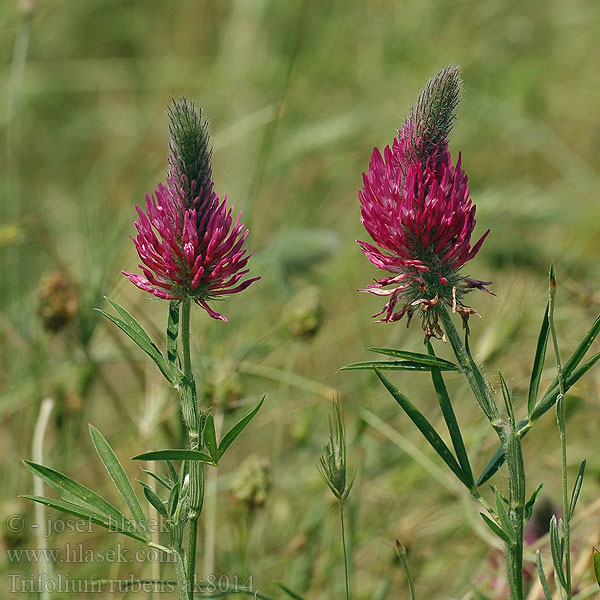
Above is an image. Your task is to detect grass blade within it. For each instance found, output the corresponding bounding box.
[524,483,544,524]
[549,516,567,591]
[427,340,474,488]
[23,460,134,531]
[527,303,550,418]
[374,369,471,488]
[137,481,168,518]
[89,425,148,538]
[569,459,586,520]
[20,495,147,543]
[478,352,600,487]
[366,347,459,370]
[480,513,513,545]
[493,487,516,544]
[342,360,451,372]
[140,468,172,491]
[132,449,215,464]
[203,414,219,464]
[531,352,600,422]
[536,550,553,600]
[593,548,600,588]
[218,397,264,460]
[97,297,173,383]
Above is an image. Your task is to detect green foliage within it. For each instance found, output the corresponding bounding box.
[132,449,215,464]
[96,297,175,384]
[88,424,148,536]
[594,548,600,588]
[374,368,473,489]
[22,426,158,545]
[217,397,264,460]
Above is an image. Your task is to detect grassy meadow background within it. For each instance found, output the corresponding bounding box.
[2,0,600,597]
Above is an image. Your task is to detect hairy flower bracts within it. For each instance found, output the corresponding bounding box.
[358,66,491,338]
[123,100,259,321]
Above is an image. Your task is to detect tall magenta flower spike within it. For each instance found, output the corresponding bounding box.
[123,99,259,321]
[358,65,491,338]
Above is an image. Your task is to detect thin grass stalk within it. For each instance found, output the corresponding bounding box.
[32,397,55,600]
[340,502,350,600]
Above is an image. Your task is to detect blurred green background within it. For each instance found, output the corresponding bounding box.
[2,0,600,598]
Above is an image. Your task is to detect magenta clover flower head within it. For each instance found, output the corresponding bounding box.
[123,99,259,321]
[358,66,491,338]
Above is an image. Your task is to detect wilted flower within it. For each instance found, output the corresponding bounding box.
[358,66,491,338]
[123,99,259,321]
[285,285,324,338]
[38,271,80,333]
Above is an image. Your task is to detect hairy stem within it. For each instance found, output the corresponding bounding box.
[179,297,204,598]
[438,305,524,600]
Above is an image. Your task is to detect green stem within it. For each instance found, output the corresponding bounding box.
[173,548,189,600]
[179,297,203,599]
[438,306,524,600]
[339,502,350,600]
[549,274,571,598]
[437,306,502,429]
[187,520,198,598]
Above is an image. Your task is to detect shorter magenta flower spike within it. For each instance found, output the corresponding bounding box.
[123,100,259,321]
[358,66,491,338]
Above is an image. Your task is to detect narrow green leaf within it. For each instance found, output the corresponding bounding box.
[593,547,600,588]
[20,495,147,543]
[367,347,459,370]
[218,397,264,460]
[479,352,600,487]
[166,300,180,376]
[132,449,215,464]
[97,298,173,384]
[140,468,172,491]
[569,459,586,520]
[89,425,148,538]
[499,373,516,427]
[531,352,600,422]
[23,461,134,531]
[493,488,516,544]
[545,312,600,400]
[550,516,567,590]
[166,460,178,484]
[167,482,179,518]
[527,303,550,417]
[480,513,513,545]
[536,550,553,600]
[524,483,544,524]
[137,481,168,518]
[342,360,449,372]
[276,583,306,600]
[203,415,219,464]
[374,369,471,488]
[427,340,474,488]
